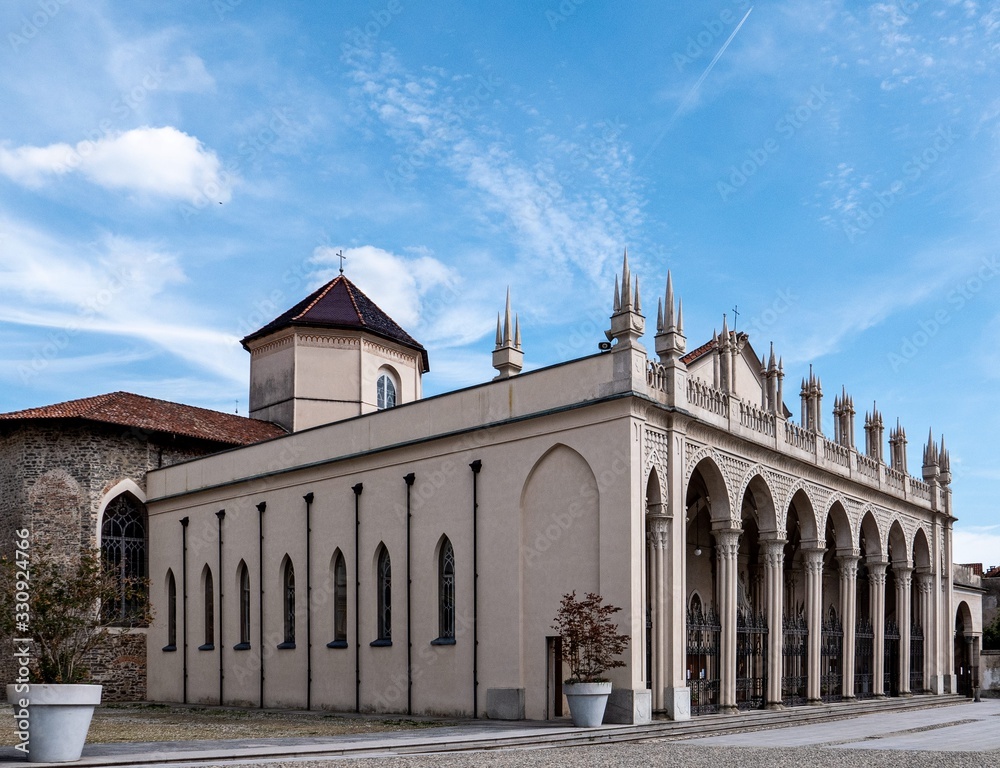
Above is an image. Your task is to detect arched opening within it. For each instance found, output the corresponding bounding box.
[911,528,932,693]
[100,493,148,625]
[376,369,398,410]
[684,457,728,715]
[736,476,771,711]
[955,601,976,697]
[781,488,816,707]
[819,502,851,702]
[855,510,882,699]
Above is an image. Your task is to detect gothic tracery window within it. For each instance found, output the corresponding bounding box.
[376,545,392,643]
[333,550,347,645]
[377,373,397,410]
[237,561,251,649]
[438,538,455,642]
[100,493,147,625]
[282,558,296,646]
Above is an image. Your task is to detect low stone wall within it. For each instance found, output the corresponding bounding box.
[982,650,1000,697]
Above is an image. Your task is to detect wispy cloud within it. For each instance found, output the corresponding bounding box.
[0,126,232,201]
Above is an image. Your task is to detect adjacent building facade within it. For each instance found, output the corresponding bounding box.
[143,260,979,722]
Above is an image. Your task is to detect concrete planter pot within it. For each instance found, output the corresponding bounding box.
[563,681,611,727]
[6,683,102,763]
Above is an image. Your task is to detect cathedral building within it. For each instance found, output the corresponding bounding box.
[1,254,982,718]
[140,255,980,722]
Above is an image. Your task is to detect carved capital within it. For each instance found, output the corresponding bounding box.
[714,528,741,560]
[760,539,786,570]
[838,554,860,582]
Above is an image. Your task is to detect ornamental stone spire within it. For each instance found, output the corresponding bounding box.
[492,287,523,380]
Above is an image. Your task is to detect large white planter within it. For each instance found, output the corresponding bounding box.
[6,684,102,763]
[563,681,611,727]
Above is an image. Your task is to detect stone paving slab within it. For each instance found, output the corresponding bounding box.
[676,698,1000,752]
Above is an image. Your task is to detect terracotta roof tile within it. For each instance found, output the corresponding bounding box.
[0,392,286,445]
[241,275,429,371]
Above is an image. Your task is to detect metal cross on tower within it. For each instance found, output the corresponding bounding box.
[337,250,346,275]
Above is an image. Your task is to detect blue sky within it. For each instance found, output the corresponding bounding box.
[1,1,998,565]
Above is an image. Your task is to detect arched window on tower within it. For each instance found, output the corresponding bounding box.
[377,373,397,410]
[100,493,148,625]
[236,561,251,650]
[164,570,177,652]
[329,550,348,648]
[280,558,295,648]
[434,537,456,644]
[373,545,392,644]
[201,565,215,650]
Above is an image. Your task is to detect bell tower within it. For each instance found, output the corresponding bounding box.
[241,275,429,433]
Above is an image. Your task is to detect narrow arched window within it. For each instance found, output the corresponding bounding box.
[165,570,177,651]
[282,558,296,647]
[237,561,251,649]
[377,373,397,410]
[333,551,347,645]
[376,546,392,643]
[100,493,148,625]
[201,566,215,650]
[438,538,455,642]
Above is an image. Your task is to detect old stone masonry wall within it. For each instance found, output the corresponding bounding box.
[0,420,215,701]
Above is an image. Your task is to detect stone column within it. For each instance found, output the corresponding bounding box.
[762,539,786,709]
[838,552,860,699]
[895,564,913,696]
[803,547,825,703]
[915,569,933,692]
[944,521,955,693]
[715,528,741,714]
[868,558,888,696]
[646,514,669,711]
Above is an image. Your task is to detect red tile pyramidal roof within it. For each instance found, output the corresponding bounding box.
[0,391,286,445]
[240,275,429,371]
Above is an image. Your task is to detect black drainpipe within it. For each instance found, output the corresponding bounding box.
[216,509,225,705]
[469,459,482,718]
[404,472,416,716]
[352,482,363,713]
[303,492,314,711]
[180,516,189,705]
[257,501,266,708]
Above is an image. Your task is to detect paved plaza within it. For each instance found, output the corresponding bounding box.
[1,698,997,767]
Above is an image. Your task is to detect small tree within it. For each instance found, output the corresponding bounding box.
[552,591,630,683]
[0,544,150,684]
[984,612,1000,651]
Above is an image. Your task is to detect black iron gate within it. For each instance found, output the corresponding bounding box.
[910,623,924,693]
[820,613,843,702]
[854,617,875,699]
[686,605,721,715]
[736,610,768,710]
[884,619,900,697]
[782,614,808,707]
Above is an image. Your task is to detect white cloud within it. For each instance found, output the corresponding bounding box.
[311,245,458,330]
[0,217,244,387]
[0,127,232,201]
[953,526,1000,569]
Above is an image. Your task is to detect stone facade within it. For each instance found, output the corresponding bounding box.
[0,397,283,701]
[144,258,979,722]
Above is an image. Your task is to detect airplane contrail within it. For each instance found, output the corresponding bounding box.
[639,6,754,168]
